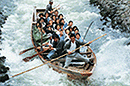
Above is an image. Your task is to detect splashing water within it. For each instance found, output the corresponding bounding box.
[0,0,130,85]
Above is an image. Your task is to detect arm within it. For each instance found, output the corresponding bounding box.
[63,41,72,55]
[76,40,89,46]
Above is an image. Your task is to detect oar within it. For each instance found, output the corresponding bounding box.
[83,21,94,41]
[19,45,45,55]
[11,34,107,78]
[53,4,60,10]
[23,47,49,62]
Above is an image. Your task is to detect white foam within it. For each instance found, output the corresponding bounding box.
[1,0,130,85]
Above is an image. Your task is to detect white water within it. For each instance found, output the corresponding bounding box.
[0,0,130,85]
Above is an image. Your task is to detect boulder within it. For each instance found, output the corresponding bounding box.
[0,63,9,74]
[0,74,9,82]
[0,56,6,63]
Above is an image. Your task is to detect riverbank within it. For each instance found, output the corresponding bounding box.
[90,0,130,36]
[0,12,10,83]
[0,0,16,82]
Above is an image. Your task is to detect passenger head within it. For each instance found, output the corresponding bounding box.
[76,33,80,40]
[59,18,65,24]
[48,26,52,30]
[60,23,64,28]
[69,20,73,26]
[49,0,53,5]
[58,14,63,20]
[52,15,56,21]
[49,20,53,25]
[55,18,59,24]
[36,23,42,28]
[70,34,76,42]
[55,24,60,30]
[68,26,73,32]
[65,29,70,35]
[60,30,63,36]
[75,29,79,34]
[45,12,49,18]
[53,34,60,42]
[39,13,44,18]
[73,26,78,31]
[54,10,58,17]
[40,18,45,23]
[36,23,39,28]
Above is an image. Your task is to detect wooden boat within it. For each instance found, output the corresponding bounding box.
[31,6,97,80]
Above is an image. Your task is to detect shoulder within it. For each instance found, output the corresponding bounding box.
[65,40,70,45]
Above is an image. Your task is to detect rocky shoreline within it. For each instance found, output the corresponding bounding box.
[0,11,9,82]
[90,0,130,35]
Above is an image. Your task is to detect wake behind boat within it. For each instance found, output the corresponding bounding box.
[30,6,97,80]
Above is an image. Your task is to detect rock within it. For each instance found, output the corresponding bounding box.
[0,66,9,74]
[0,56,6,63]
[0,12,2,15]
[0,63,9,74]
[0,74,9,82]
[0,29,2,35]
[89,0,130,35]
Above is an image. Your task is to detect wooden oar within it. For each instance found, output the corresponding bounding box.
[53,4,60,10]
[23,47,49,62]
[83,21,94,41]
[19,45,45,55]
[11,34,107,78]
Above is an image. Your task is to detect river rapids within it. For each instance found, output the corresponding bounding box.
[0,0,130,86]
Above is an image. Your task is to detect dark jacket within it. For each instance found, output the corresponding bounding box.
[46,4,52,12]
[53,40,65,55]
[64,40,89,53]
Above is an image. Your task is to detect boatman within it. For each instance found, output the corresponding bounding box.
[46,34,65,60]
[46,0,53,14]
[63,34,93,68]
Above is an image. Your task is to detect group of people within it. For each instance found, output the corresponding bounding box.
[35,0,93,68]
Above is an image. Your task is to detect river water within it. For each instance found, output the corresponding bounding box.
[0,0,130,86]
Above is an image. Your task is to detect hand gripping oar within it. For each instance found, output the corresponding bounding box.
[83,21,94,41]
[19,44,45,55]
[23,47,49,62]
[11,34,107,78]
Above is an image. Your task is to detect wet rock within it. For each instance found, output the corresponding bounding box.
[0,63,9,74]
[0,29,2,35]
[0,56,6,63]
[0,74,9,82]
[90,0,130,35]
[124,38,130,46]
[0,67,9,74]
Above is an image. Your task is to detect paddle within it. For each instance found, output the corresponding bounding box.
[53,4,60,10]
[19,44,47,55]
[83,21,94,41]
[23,47,49,62]
[12,34,107,78]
